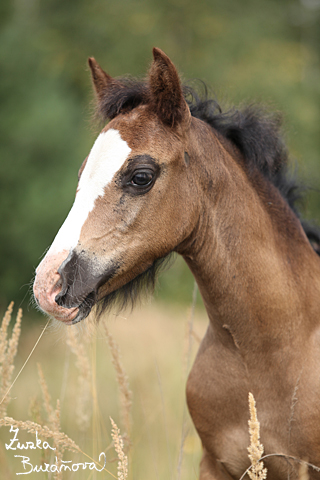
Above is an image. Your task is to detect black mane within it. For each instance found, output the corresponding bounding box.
[185,87,297,205]
[183,86,320,253]
[94,78,320,317]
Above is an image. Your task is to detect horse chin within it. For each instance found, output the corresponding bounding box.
[49,306,80,325]
[70,292,96,324]
[66,254,173,325]
[70,308,91,325]
[67,274,137,325]
[53,269,122,325]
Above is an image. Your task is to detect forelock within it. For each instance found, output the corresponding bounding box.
[96,78,149,122]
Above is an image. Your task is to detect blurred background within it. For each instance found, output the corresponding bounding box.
[1,0,320,312]
[1,3,320,478]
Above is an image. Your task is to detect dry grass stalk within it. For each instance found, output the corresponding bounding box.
[247,393,267,480]
[0,303,22,417]
[183,281,198,375]
[52,400,63,480]
[28,395,43,425]
[37,363,64,479]
[65,326,92,431]
[0,441,12,479]
[27,393,50,476]
[298,461,309,480]
[104,323,132,440]
[191,329,202,344]
[37,363,56,428]
[0,305,114,477]
[178,281,198,480]
[0,302,13,365]
[110,417,128,480]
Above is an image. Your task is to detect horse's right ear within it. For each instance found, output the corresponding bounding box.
[88,57,113,101]
[149,48,190,128]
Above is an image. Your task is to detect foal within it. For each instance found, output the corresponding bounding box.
[33,48,320,479]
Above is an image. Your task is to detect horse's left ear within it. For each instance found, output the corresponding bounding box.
[88,57,113,101]
[149,48,191,128]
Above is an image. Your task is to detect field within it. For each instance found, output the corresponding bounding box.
[0,299,208,479]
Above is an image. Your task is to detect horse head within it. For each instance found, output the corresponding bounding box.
[33,48,197,324]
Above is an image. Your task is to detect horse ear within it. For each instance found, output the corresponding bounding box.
[88,57,113,100]
[149,48,190,128]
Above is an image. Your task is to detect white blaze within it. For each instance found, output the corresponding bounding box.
[46,129,131,255]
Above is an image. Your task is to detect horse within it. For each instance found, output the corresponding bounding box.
[33,48,320,479]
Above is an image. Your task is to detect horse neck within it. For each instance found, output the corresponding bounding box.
[180,121,320,348]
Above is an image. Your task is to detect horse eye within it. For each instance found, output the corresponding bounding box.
[130,171,154,187]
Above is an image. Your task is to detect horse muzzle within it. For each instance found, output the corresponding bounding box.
[33,249,119,324]
[33,250,80,324]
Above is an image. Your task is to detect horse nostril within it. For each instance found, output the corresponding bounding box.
[55,290,67,306]
[55,250,77,307]
[54,248,105,311]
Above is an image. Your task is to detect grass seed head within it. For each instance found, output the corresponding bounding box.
[110,417,128,480]
[247,393,267,480]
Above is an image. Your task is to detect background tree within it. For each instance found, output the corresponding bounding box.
[1,0,320,311]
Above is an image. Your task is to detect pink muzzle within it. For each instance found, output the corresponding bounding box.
[33,250,79,324]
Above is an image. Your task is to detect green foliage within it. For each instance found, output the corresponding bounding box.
[1,0,320,308]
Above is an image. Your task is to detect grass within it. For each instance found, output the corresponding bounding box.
[0,300,206,479]
[247,393,267,480]
[0,300,316,479]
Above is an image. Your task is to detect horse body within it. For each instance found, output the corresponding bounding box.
[179,115,320,478]
[33,48,320,478]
